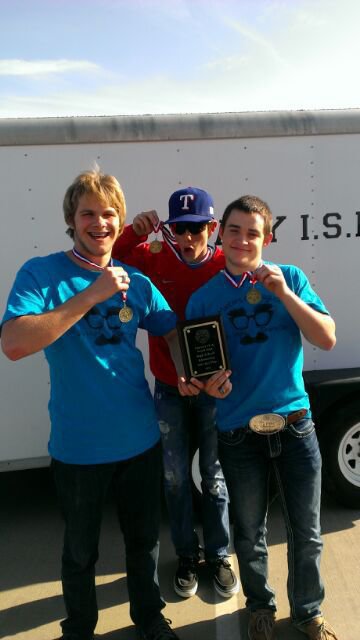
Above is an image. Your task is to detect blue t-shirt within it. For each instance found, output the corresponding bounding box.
[186,262,330,432]
[2,252,177,463]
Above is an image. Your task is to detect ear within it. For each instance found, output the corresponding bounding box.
[263,232,273,248]
[208,220,218,236]
[66,215,75,230]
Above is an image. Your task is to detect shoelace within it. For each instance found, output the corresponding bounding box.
[214,558,231,569]
[253,611,274,638]
[145,617,177,640]
[309,621,338,640]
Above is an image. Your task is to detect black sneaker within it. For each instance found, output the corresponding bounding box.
[173,557,199,598]
[136,616,180,640]
[58,636,99,639]
[209,557,239,598]
[58,635,99,639]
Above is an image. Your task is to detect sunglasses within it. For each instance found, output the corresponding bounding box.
[171,222,208,235]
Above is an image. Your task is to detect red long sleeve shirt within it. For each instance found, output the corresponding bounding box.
[113,225,225,387]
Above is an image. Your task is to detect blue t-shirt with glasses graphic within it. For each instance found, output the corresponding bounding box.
[2,252,177,463]
[186,262,330,432]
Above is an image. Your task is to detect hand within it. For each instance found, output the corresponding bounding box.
[203,370,232,399]
[255,264,289,299]
[178,376,205,397]
[178,370,232,399]
[133,210,160,236]
[88,267,130,304]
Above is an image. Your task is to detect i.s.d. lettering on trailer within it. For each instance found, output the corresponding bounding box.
[270,212,360,243]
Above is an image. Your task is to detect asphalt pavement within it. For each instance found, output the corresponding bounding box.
[1,467,359,640]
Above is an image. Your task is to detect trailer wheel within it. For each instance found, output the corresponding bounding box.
[324,409,360,508]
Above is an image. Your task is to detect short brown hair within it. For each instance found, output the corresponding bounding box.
[221,195,273,236]
[63,169,126,238]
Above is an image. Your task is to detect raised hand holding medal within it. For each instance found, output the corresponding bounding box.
[71,248,132,320]
[111,264,133,322]
[132,210,163,253]
[252,263,287,300]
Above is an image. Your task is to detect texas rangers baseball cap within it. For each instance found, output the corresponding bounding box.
[164,187,215,224]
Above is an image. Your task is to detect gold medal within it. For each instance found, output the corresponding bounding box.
[119,304,133,323]
[149,239,162,254]
[246,287,262,304]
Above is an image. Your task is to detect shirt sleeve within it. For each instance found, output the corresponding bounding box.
[286,266,330,315]
[1,262,46,325]
[139,277,177,336]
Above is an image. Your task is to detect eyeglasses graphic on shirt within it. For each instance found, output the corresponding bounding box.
[170,222,208,235]
[86,306,121,330]
[84,306,123,346]
[228,304,273,330]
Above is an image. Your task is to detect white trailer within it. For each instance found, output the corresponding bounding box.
[1,109,359,506]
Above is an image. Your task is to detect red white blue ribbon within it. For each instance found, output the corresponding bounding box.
[71,248,128,303]
[72,248,113,270]
[223,262,263,288]
[159,223,214,266]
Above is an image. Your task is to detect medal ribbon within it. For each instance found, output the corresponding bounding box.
[223,269,248,288]
[158,223,214,266]
[248,271,258,286]
[72,247,113,270]
[153,220,162,235]
[223,262,263,288]
[71,248,128,304]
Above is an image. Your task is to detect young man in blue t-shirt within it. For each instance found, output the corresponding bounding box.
[1,170,180,640]
[178,196,339,640]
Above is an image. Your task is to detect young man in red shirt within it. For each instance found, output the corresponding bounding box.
[113,187,238,599]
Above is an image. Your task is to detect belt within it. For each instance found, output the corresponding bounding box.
[249,408,308,435]
[284,408,308,426]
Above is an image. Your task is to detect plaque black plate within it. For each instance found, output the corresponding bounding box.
[176,315,230,380]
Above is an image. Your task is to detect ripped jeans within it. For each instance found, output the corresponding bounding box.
[154,379,230,561]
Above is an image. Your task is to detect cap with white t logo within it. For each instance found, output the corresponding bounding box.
[164,187,215,224]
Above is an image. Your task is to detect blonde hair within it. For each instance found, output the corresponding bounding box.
[63,169,126,238]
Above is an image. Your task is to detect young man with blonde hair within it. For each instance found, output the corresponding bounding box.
[179,195,339,640]
[1,170,181,640]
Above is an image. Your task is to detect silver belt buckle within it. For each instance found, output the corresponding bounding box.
[249,413,286,435]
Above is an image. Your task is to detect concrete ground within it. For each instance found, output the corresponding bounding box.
[1,467,359,640]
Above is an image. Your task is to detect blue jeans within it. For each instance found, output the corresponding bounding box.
[218,419,324,626]
[154,379,230,561]
[52,442,165,639]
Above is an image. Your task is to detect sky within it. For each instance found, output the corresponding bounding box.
[1,0,360,119]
